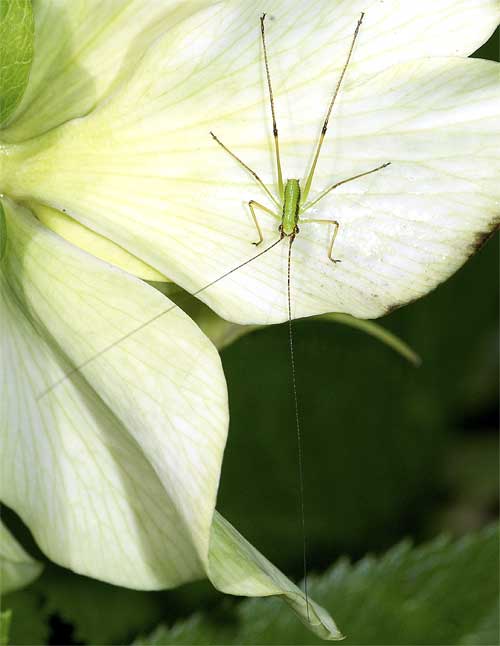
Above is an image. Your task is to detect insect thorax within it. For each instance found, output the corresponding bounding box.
[282,179,301,236]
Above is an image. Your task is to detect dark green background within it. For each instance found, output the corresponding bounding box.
[3,27,499,646]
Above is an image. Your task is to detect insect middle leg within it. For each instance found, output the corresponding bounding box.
[249,200,280,246]
[301,218,341,263]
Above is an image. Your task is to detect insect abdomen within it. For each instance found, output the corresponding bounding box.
[282,179,300,235]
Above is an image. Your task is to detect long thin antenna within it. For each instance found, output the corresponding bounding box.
[287,235,310,620]
[38,237,283,399]
[302,12,365,202]
[260,13,284,199]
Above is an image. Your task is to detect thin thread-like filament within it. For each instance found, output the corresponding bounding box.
[287,235,310,621]
[38,238,283,399]
[302,12,365,202]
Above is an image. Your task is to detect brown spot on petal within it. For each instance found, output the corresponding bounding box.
[468,220,500,257]
[384,295,420,317]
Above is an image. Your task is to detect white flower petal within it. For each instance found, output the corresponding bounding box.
[0,202,339,634]
[0,198,227,588]
[2,2,499,323]
[4,0,214,142]
[209,512,342,641]
[0,519,43,594]
[30,201,167,281]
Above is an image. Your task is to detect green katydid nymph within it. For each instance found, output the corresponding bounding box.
[210,13,390,265]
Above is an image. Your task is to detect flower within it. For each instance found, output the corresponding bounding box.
[1,0,499,641]
[0,0,340,639]
[3,0,499,325]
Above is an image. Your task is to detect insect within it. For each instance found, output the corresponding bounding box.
[208,12,390,618]
[210,13,390,265]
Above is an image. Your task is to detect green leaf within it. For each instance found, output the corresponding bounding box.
[135,524,499,645]
[0,201,6,260]
[0,0,34,127]
[0,610,11,646]
[459,603,499,645]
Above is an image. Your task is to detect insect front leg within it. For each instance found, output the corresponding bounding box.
[248,200,280,246]
[301,218,341,263]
